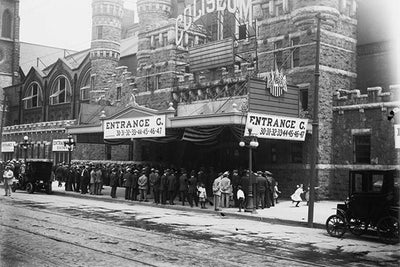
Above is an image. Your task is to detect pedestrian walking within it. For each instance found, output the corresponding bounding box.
[291,184,304,207]
[236,185,245,212]
[2,165,14,196]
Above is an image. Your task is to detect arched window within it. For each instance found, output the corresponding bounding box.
[1,9,12,38]
[50,76,71,105]
[23,82,43,109]
[80,70,91,101]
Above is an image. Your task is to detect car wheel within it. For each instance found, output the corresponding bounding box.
[26,182,35,194]
[326,215,347,238]
[45,182,53,194]
[377,216,399,244]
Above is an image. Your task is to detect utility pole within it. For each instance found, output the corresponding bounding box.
[308,13,322,228]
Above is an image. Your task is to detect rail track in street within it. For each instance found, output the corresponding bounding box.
[0,195,393,267]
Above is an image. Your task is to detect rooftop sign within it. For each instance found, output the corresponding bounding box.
[176,0,253,46]
[103,115,166,139]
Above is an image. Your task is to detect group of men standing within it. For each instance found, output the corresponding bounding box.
[117,167,203,207]
[212,169,278,211]
[52,162,279,212]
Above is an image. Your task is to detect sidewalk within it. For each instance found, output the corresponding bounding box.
[52,183,338,229]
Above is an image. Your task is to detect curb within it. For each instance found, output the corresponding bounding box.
[53,190,326,230]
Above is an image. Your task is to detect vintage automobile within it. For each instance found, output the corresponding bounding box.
[326,169,399,244]
[11,159,54,194]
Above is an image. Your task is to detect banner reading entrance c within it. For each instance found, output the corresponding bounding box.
[245,112,308,141]
[104,116,166,139]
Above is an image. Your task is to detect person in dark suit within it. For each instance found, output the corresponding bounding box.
[240,170,250,208]
[109,168,118,198]
[256,171,267,209]
[152,169,161,204]
[179,169,189,206]
[167,170,176,205]
[80,165,90,194]
[123,167,133,200]
[159,169,168,204]
[265,171,275,207]
[188,172,198,207]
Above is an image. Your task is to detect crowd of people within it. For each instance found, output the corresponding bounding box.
[1,159,312,209]
[50,161,283,211]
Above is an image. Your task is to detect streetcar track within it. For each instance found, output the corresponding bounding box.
[1,223,158,267]
[4,242,72,267]
[3,198,336,267]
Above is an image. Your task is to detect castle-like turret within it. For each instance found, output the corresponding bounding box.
[90,0,124,101]
[136,0,172,28]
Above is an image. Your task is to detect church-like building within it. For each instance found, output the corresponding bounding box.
[0,0,398,199]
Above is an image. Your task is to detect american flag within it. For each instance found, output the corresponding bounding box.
[266,69,287,97]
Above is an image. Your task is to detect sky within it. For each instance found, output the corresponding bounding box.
[19,0,400,51]
[19,0,136,51]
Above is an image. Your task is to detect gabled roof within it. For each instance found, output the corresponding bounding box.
[20,42,78,75]
[121,35,138,57]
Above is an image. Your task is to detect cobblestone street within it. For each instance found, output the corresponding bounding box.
[0,191,399,266]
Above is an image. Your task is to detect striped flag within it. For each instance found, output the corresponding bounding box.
[266,69,287,97]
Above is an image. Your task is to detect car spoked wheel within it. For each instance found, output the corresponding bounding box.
[326,215,347,238]
[377,216,399,244]
[26,182,35,194]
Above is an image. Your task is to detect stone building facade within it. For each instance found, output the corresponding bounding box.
[1,0,399,200]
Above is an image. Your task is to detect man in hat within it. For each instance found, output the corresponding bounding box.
[256,171,267,209]
[138,169,148,201]
[80,165,90,194]
[212,173,223,211]
[123,167,133,200]
[3,165,14,196]
[265,171,274,207]
[159,169,168,204]
[220,171,231,208]
[151,169,160,204]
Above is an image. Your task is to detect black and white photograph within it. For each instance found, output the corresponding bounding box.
[0,0,399,266]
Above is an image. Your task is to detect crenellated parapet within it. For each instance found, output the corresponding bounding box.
[333,85,400,114]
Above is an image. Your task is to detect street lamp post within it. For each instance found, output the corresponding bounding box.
[20,135,31,163]
[239,126,259,213]
[64,135,75,167]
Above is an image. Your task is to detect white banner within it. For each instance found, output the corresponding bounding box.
[245,112,308,141]
[1,142,15,152]
[53,139,71,152]
[104,115,166,139]
[395,124,400,149]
